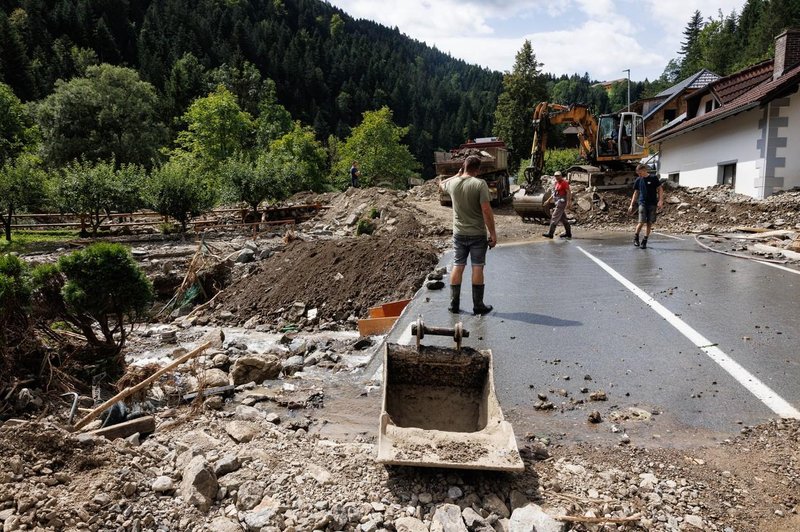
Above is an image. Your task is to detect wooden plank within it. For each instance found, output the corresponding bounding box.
[87,416,156,440]
[74,340,214,430]
[357,316,398,336]
[379,299,411,317]
[368,307,385,318]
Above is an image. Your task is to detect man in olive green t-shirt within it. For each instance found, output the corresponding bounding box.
[439,155,497,315]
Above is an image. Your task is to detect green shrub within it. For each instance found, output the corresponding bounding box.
[55,243,154,353]
[368,207,380,219]
[355,218,375,236]
[0,254,32,333]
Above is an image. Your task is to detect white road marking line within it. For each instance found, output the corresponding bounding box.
[577,246,800,419]
[653,232,684,240]
[756,261,800,275]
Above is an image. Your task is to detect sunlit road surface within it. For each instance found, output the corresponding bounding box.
[382,231,800,446]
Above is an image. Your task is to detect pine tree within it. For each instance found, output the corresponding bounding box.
[492,40,548,170]
[679,10,705,79]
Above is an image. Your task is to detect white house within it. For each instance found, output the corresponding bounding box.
[650,29,800,199]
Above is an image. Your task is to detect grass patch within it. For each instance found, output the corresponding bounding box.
[0,230,80,253]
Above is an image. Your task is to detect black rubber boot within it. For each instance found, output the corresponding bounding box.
[634,233,640,247]
[640,237,648,249]
[559,221,572,239]
[448,284,460,313]
[472,284,493,315]
[542,222,556,238]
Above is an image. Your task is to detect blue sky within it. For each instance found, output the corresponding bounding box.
[326,1,747,82]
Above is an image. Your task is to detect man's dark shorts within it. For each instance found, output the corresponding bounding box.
[638,204,657,223]
[453,234,488,267]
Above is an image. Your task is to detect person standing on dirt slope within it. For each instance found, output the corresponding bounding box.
[439,155,497,315]
[542,171,572,240]
[628,163,664,249]
[350,161,361,188]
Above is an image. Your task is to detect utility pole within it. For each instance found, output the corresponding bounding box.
[623,69,631,111]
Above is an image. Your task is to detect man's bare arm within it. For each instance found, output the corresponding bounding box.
[439,168,463,191]
[481,201,497,248]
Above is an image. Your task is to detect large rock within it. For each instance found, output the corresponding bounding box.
[180,456,218,512]
[431,503,468,532]
[236,480,264,511]
[202,368,230,387]
[244,495,282,529]
[509,504,565,532]
[225,421,260,443]
[151,476,175,494]
[207,517,243,532]
[483,493,510,518]
[395,517,428,532]
[230,354,281,385]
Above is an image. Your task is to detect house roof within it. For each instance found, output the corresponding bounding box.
[650,62,800,142]
[711,59,774,104]
[643,69,720,121]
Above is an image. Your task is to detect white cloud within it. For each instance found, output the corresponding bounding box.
[574,0,617,19]
[338,0,494,39]
[327,0,746,80]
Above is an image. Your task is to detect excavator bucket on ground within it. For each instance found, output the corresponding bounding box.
[376,319,524,472]
[511,186,552,221]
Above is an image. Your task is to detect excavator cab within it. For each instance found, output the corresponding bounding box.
[597,113,646,160]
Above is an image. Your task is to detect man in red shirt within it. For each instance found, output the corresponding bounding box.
[543,171,572,239]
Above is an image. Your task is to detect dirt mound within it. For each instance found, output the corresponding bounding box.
[212,237,440,326]
[294,186,449,239]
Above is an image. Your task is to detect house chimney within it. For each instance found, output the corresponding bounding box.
[774,28,800,80]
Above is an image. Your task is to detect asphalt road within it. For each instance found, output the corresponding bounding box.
[382,231,800,446]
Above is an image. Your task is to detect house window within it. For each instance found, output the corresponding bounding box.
[718,162,736,186]
[705,100,713,113]
[664,109,677,122]
[668,172,680,183]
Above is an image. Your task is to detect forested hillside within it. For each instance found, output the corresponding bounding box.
[0,0,502,171]
[0,0,797,178]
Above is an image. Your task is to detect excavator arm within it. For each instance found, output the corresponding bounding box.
[523,102,599,190]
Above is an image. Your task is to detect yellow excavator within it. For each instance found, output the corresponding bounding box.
[512,102,648,220]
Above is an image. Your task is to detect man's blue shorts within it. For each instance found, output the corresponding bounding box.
[453,234,488,267]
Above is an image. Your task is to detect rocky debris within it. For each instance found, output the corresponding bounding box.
[573,183,800,235]
[1,406,798,531]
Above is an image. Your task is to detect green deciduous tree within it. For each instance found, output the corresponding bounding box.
[223,153,287,212]
[0,82,38,166]
[332,107,420,189]
[493,41,548,170]
[54,158,146,236]
[146,155,216,232]
[0,154,48,242]
[270,122,329,194]
[174,85,254,169]
[34,64,166,168]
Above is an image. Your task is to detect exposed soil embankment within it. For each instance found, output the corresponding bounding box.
[213,238,440,324]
